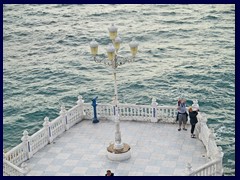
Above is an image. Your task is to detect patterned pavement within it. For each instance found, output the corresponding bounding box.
[25,119,208,176]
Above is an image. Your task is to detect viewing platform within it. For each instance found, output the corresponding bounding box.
[3,96,224,176]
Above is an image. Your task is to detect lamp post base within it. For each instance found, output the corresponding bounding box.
[107,143,131,161]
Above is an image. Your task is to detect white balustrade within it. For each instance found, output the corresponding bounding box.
[3,159,28,176]
[197,113,209,145]
[77,95,84,119]
[215,147,224,175]
[82,100,179,123]
[190,112,224,176]
[208,130,219,159]
[196,113,223,160]
[43,117,52,143]
[188,158,222,176]
[185,162,193,175]
[97,103,113,119]
[157,106,178,123]
[82,103,92,119]
[4,143,28,166]
[66,96,85,129]
[60,106,68,130]
[66,104,82,129]
[49,116,65,141]
[118,104,152,122]
[3,97,223,176]
[29,128,48,155]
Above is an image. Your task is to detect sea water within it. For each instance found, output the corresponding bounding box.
[3,4,235,175]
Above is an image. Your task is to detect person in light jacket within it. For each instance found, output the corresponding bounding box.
[177,98,187,131]
[176,98,181,121]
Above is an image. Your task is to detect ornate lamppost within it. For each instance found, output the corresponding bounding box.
[89,24,138,161]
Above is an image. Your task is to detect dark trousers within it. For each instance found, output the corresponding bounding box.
[191,124,196,134]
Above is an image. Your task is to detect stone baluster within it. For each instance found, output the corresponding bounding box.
[43,117,53,143]
[21,130,32,159]
[198,113,207,141]
[77,95,84,121]
[151,98,158,122]
[185,162,193,175]
[20,162,29,175]
[192,99,200,111]
[215,146,224,175]
[60,106,68,130]
[208,129,216,158]
[195,122,201,139]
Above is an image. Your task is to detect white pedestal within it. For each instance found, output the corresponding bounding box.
[107,149,131,161]
[106,143,131,161]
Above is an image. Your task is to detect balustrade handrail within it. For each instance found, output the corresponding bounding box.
[67,104,79,113]
[157,105,178,109]
[30,127,46,139]
[197,112,223,160]
[50,115,62,124]
[4,142,28,166]
[119,103,150,108]
[50,116,65,139]
[5,143,25,159]
[188,158,221,176]
[30,128,48,155]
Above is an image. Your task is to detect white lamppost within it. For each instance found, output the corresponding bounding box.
[89,24,138,161]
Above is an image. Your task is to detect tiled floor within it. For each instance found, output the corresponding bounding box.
[25,119,208,176]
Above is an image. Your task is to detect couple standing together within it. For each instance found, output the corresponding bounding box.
[177,98,199,138]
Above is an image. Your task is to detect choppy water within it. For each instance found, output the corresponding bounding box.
[3,4,235,175]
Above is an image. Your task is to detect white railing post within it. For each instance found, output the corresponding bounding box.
[208,129,216,158]
[151,98,158,122]
[198,113,208,142]
[185,162,193,176]
[20,162,29,176]
[77,95,84,121]
[43,117,53,143]
[60,106,68,130]
[195,122,201,139]
[192,99,200,111]
[215,146,224,175]
[21,130,32,159]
